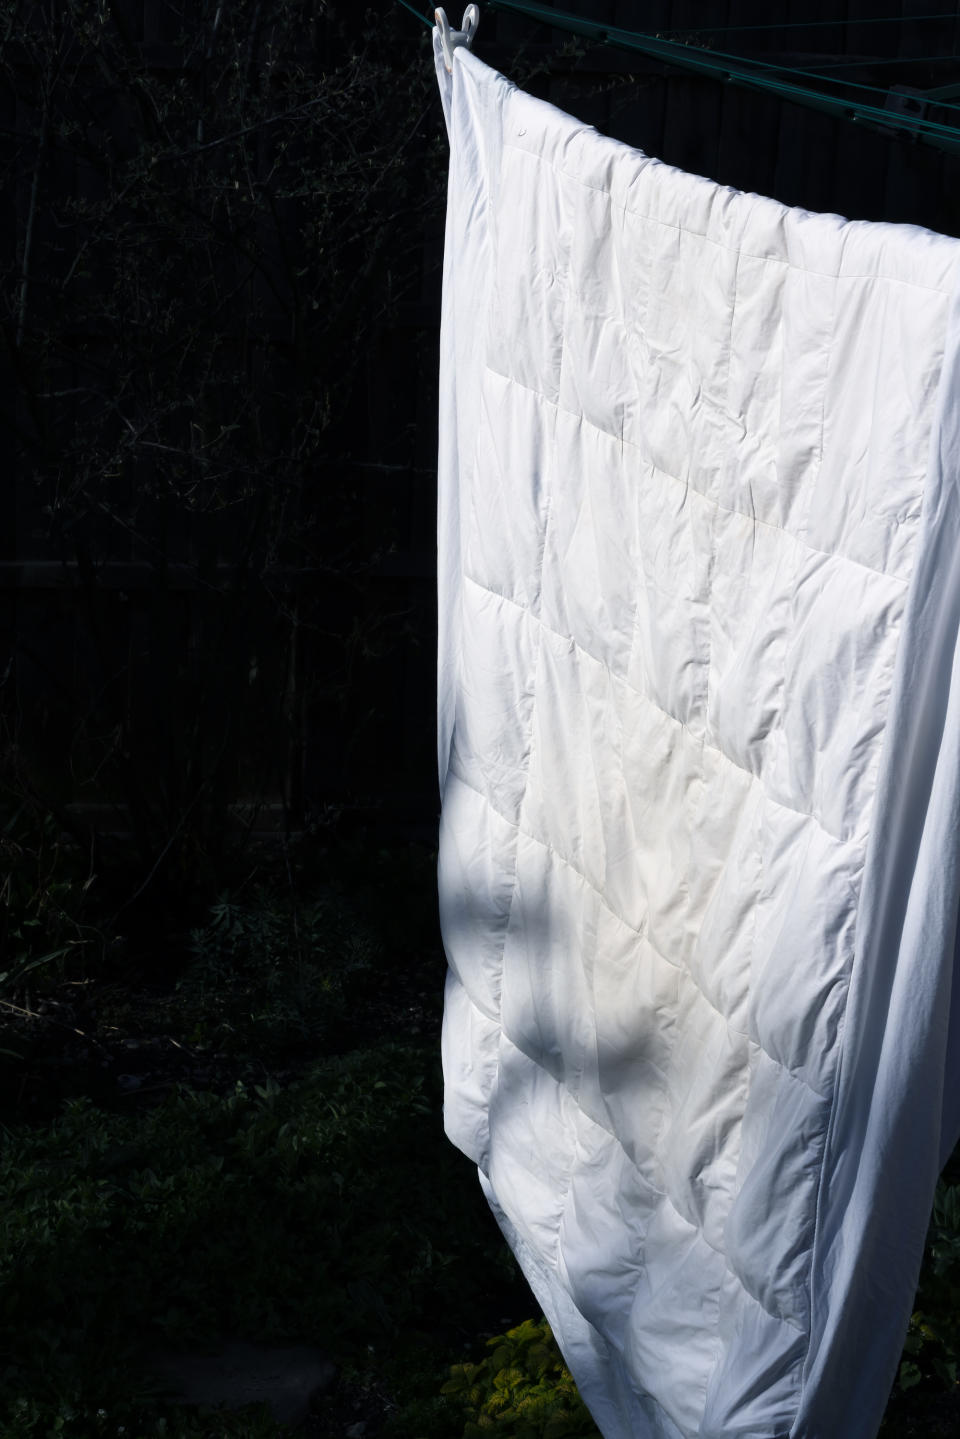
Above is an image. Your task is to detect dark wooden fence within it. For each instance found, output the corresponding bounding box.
[4,0,959,848]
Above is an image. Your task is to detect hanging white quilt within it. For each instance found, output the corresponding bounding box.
[434,35,960,1439]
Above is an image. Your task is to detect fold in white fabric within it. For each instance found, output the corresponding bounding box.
[434,36,960,1439]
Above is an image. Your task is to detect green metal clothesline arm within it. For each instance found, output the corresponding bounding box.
[482,0,960,156]
[926,80,960,100]
[397,0,434,27]
[663,10,960,35]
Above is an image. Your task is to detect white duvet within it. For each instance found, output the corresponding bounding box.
[434,36,960,1439]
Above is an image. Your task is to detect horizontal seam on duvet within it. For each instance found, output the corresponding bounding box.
[472,986,812,1335]
[502,143,957,296]
[448,759,836,1106]
[483,366,914,590]
[463,571,870,850]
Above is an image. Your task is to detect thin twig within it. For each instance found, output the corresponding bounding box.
[107,781,211,924]
[16,100,49,348]
[0,999,110,1053]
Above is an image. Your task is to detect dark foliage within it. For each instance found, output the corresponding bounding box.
[1,0,446,919]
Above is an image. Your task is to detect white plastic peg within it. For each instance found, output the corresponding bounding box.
[435,5,479,72]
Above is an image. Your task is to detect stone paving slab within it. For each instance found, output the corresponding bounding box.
[144,1339,335,1428]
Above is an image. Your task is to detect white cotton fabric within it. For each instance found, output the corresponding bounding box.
[434,36,960,1439]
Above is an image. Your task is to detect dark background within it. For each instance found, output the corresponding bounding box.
[3,0,959,914]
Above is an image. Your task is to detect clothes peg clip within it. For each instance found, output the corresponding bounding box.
[435,5,479,72]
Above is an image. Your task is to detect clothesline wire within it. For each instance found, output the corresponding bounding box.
[663,11,959,34]
[663,33,960,112]
[485,0,960,119]
[477,0,960,149]
[655,24,960,112]
[397,1,960,53]
[397,0,434,26]
[399,0,960,151]
[809,52,960,70]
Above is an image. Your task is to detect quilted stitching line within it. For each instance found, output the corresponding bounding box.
[542,181,592,1279]
[485,433,551,1172]
[449,61,953,1437]
[460,362,546,1169]
[472,984,814,1339]
[475,1078,696,1438]
[698,232,728,861]
[484,365,914,588]
[614,316,682,1256]
[501,1008,668,1201]
[462,572,873,850]
[502,141,956,295]
[447,760,849,1108]
[797,262,839,560]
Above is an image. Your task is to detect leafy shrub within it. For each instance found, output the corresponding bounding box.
[2,0,445,878]
[0,1042,512,1436]
[898,1182,960,1394]
[176,881,377,1055]
[440,1319,599,1439]
[0,809,102,1007]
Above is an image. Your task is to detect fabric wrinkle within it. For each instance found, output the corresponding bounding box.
[435,36,960,1439]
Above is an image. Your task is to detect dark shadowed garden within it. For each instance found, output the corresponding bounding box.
[3,1,960,1435]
